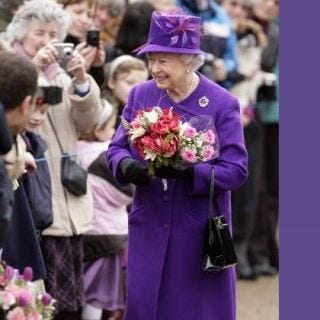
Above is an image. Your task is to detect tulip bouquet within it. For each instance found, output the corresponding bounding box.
[0,261,55,320]
[122,107,219,175]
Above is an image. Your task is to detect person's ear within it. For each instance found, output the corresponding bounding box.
[94,125,102,140]
[20,95,35,116]
[108,78,115,90]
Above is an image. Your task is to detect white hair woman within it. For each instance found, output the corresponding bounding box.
[3,0,104,318]
[107,10,248,320]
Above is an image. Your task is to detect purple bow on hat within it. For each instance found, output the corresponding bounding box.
[157,15,200,47]
[132,10,204,56]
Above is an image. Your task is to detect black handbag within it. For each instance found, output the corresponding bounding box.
[61,153,87,196]
[202,170,237,272]
[48,113,87,196]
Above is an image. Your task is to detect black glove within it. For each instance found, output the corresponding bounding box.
[120,158,151,186]
[154,165,194,180]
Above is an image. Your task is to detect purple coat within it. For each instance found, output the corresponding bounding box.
[107,74,248,320]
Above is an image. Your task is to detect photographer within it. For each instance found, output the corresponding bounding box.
[57,0,107,87]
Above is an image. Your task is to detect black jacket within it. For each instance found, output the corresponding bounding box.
[22,132,53,230]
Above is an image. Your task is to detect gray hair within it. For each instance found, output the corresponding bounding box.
[180,54,205,72]
[4,0,70,44]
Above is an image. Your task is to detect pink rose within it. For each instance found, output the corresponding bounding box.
[181,148,197,163]
[201,145,215,161]
[202,129,216,144]
[0,275,8,286]
[6,284,24,299]
[0,291,16,310]
[183,126,197,138]
[7,307,27,320]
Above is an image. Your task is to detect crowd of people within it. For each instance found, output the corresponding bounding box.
[0,0,279,319]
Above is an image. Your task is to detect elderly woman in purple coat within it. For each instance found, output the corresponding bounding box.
[107,10,248,320]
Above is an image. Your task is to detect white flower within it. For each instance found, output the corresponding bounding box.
[130,127,146,140]
[144,150,157,161]
[144,108,160,124]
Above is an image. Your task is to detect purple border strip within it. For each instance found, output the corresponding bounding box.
[280,2,320,319]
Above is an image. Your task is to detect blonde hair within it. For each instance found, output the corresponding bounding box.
[106,55,148,81]
[78,99,116,141]
[102,55,148,103]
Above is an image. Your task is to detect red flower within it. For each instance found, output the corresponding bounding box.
[161,135,179,156]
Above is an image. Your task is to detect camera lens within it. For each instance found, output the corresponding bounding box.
[64,48,72,56]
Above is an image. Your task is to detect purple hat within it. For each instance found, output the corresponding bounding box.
[133,11,204,56]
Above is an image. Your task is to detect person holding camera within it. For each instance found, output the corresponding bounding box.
[57,0,107,88]
[3,0,104,317]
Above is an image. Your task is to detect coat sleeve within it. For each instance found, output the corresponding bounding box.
[190,95,248,195]
[90,175,132,209]
[69,74,103,134]
[106,87,136,185]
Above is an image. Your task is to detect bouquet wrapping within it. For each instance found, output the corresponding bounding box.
[0,261,55,320]
[122,107,219,178]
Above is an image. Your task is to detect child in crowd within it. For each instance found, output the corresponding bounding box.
[22,78,62,233]
[103,55,149,128]
[77,100,133,320]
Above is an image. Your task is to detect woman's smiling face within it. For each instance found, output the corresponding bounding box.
[147,53,189,92]
[21,19,59,58]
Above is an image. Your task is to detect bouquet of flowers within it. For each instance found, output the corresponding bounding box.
[0,261,55,320]
[122,107,219,175]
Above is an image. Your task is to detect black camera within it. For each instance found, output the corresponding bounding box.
[257,72,278,102]
[86,29,100,47]
[36,86,63,105]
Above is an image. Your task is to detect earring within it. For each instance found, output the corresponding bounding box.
[186,69,190,73]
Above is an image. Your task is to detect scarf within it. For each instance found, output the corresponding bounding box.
[13,42,60,81]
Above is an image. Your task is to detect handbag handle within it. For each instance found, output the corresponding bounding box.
[47,112,65,154]
[209,169,219,218]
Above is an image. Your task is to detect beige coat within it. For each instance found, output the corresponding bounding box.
[39,69,102,236]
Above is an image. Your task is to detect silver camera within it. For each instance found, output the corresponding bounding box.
[52,43,74,68]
